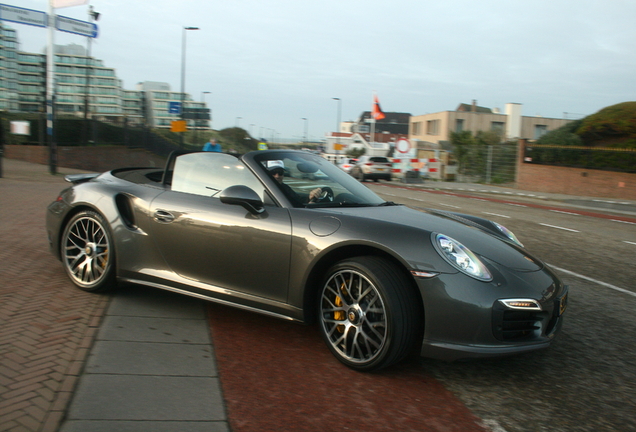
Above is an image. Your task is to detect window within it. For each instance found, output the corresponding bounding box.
[491,122,505,132]
[427,120,439,135]
[412,121,421,135]
[534,125,548,139]
[172,153,265,199]
[455,119,464,132]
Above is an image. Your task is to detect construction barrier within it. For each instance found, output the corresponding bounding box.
[392,158,442,179]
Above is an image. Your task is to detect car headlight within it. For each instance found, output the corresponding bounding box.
[434,234,493,281]
[493,222,524,247]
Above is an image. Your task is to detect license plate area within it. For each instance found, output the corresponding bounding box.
[557,292,568,317]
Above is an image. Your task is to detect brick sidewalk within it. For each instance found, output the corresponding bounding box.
[0,160,110,432]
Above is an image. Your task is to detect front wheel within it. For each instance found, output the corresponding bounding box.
[318,256,422,371]
[61,210,117,292]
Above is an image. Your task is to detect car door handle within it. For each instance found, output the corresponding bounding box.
[154,210,175,223]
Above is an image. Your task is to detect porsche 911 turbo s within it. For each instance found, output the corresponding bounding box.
[46,149,568,371]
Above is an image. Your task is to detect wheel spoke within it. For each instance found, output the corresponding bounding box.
[63,215,111,288]
[320,268,387,365]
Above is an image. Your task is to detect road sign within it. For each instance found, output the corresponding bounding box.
[171,120,187,133]
[182,107,211,120]
[169,102,182,114]
[56,15,98,38]
[395,139,411,154]
[0,4,47,28]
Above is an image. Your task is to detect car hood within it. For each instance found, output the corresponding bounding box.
[322,205,542,272]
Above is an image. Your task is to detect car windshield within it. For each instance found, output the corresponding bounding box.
[253,151,387,208]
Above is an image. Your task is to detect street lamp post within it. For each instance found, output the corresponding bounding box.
[83,5,99,147]
[332,97,341,157]
[180,26,199,146]
[301,117,308,145]
[200,91,210,130]
[193,91,210,143]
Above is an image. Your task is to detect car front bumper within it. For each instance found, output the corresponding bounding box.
[414,266,568,361]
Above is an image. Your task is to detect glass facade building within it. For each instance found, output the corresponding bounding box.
[0,22,209,130]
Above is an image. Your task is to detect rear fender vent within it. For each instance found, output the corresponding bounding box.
[115,193,136,229]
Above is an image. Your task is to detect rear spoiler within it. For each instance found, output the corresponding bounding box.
[64,173,100,185]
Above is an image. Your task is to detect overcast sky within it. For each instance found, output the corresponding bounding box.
[6,0,636,142]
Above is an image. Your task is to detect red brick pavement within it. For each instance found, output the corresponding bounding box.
[0,160,111,432]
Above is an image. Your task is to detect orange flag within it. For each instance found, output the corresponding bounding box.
[372,94,386,120]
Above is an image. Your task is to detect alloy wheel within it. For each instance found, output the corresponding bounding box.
[63,214,111,289]
[320,269,387,364]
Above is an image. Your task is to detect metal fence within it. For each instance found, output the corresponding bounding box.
[456,142,519,185]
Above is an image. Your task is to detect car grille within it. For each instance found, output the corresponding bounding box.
[492,308,549,341]
[492,284,567,342]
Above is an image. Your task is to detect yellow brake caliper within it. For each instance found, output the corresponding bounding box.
[333,282,348,333]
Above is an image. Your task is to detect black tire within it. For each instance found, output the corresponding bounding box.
[61,210,117,292]
[318,256,422,371]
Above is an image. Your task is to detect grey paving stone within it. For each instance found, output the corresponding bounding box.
[86,341,217,376]
[97,316,211,344]
[109,286,207,319]
[66,375,226,421]
[60,420,230,432]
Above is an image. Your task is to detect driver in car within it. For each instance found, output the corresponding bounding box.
[267,160,323,204]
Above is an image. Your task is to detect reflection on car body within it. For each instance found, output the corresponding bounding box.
[46,149,568,371]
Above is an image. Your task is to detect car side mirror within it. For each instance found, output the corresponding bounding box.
[220,185,265,215]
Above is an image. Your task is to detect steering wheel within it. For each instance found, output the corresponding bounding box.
[318,187,334,202]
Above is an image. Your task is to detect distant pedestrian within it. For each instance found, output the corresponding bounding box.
[203,138,221,152]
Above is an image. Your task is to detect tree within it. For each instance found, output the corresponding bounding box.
[347,148,366,158]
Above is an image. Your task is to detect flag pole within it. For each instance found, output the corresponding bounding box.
[371,92,375,147]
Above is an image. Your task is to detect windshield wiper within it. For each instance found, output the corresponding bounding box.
[377,201,402,206]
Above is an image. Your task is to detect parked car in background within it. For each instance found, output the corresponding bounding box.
[350,156,393,182]
[337,158,358,174]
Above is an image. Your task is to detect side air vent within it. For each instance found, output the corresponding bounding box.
[115,194,136,229]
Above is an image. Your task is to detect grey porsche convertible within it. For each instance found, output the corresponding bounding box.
[46,149,568,371]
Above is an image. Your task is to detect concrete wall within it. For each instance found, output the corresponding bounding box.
[4,145,166,173]
[516,141,635,200]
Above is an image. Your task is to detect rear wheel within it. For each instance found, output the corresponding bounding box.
[318,256,422,371]
[61,210,116,292]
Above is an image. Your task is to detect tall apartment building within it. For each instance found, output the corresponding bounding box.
[0,22,209,130]
[136,81,209,130]
[0,24,19,112]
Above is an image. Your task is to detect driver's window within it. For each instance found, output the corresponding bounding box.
[172,153,264,198]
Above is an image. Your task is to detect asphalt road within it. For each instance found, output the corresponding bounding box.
[367,182,636,432]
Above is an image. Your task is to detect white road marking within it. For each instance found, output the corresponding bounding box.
[549,265,636,298]
[483,212,511,218]
[550,210,580,216]
[624,241,636,246]
[612,219,636,225]
[439,203,461,208]
[507,203,527,208]
[539,223,580,232]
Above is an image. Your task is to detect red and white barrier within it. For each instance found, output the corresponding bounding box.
[392,158,441,179]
